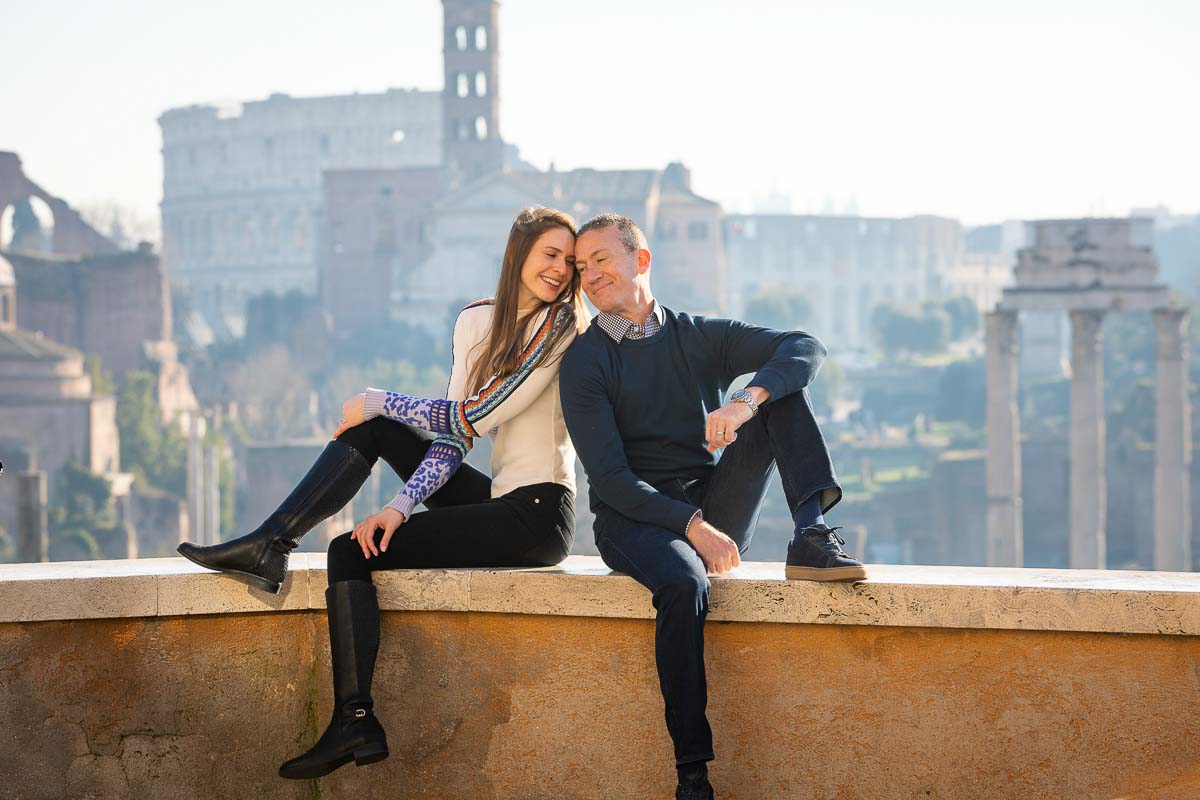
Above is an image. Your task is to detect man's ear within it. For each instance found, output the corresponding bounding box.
[636,247,652,274]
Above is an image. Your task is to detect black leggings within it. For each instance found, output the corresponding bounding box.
[326,417,574,584]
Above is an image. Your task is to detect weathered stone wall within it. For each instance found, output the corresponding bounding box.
[0,397,117,542]
[1,556,1198,799]
[8,249,170,380]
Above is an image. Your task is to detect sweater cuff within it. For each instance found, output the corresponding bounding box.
[362,388,387,420]
[746,369,790,403]
[664,500,702,537]
[385,492,417,519]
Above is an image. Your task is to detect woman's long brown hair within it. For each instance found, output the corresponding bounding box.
[465,206,588,396]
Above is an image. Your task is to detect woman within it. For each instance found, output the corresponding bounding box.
[176,206,586,779]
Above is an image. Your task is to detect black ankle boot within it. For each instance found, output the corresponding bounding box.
[177,440,371,593]
[676,762,715,800]
[280,580,389,779]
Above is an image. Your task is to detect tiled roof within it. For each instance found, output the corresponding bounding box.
[0,328,80,361]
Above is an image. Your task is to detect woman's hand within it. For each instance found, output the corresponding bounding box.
[351,507,407,558]
[333,394,367,439]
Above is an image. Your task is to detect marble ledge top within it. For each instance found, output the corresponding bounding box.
[0,555,1197,636]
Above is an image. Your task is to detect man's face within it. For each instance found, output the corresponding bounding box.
[575,226,644,315]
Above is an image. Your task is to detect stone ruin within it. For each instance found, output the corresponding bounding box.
[985,218,1190,570]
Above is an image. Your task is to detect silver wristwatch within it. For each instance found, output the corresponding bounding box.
[730,388,759,417]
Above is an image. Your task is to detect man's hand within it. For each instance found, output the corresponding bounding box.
[686,517,741,575]
[705,386,772,452]
[705,402,753,453]
[333,394,367,439]
[351,507,406,558]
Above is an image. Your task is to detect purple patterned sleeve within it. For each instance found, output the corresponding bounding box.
[384,435,469,516]
[362,303,574,440]
[363,388,460,437]
[363,388,440,429]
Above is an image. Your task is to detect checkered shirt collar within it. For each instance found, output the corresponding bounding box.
[596,302,665,342]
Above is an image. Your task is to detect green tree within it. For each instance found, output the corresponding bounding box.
[934,357,986,426]
[47,461,122,560]
[871,302,949,358]
[940,297,980,341]
[743,291,814,331]
[85,355,114,396]
[116,371,187,497]
[334,317,445,372]
[226,346,316,440]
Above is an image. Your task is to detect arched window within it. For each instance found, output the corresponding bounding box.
[475,71,488,97]
[474,116,488,140]
[455,26,467,50]
[455,119,469,141]
[475,25,487,50]
[456,73,469,98]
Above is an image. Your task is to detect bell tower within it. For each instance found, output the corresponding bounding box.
[442,0,504,188]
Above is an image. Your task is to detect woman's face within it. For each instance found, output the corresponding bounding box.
[518,226,576,307]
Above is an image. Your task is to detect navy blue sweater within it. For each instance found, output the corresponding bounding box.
[560,307,828,535]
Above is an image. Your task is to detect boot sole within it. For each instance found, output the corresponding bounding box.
[354,744,390,766]
[176,545,283,594]
[784,565,868,582]
[278,747,389,780]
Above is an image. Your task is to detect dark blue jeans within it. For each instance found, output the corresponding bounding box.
[593,388,841,766]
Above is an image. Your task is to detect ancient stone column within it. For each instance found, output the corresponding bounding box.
[985,310,1023,567]
[186,413,206,546]
[115,492,137,560]
[16,470,49,563]
[204,441,221,545]
[1069,310,1106,569]
[1153,309,1192,571]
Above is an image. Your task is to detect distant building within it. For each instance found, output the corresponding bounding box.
[0,253,124,548]
[724,214,1009,352]
[320,161,726,334]
[1,152,197,418]
[5,246,197,418]
[940,251,1011,314]
[159,0,522,330]
[319,166,441,329]
[159,89,443,322]
[162,0,728,338]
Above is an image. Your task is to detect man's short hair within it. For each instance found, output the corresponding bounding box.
[577,213,647,253]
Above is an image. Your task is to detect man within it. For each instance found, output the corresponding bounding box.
[560,214,866,800]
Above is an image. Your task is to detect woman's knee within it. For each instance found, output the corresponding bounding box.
[327,531,369,584]
[335,418,382,456]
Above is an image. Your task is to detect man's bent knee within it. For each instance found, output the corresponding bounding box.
[654,573,711,615]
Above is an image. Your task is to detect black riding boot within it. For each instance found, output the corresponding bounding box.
[280,580,389,779]
[177,440,371,593]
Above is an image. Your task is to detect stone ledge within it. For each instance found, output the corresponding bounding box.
[2,555,1198,634]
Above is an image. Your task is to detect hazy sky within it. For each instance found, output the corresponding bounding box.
[2,0,1197,227]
